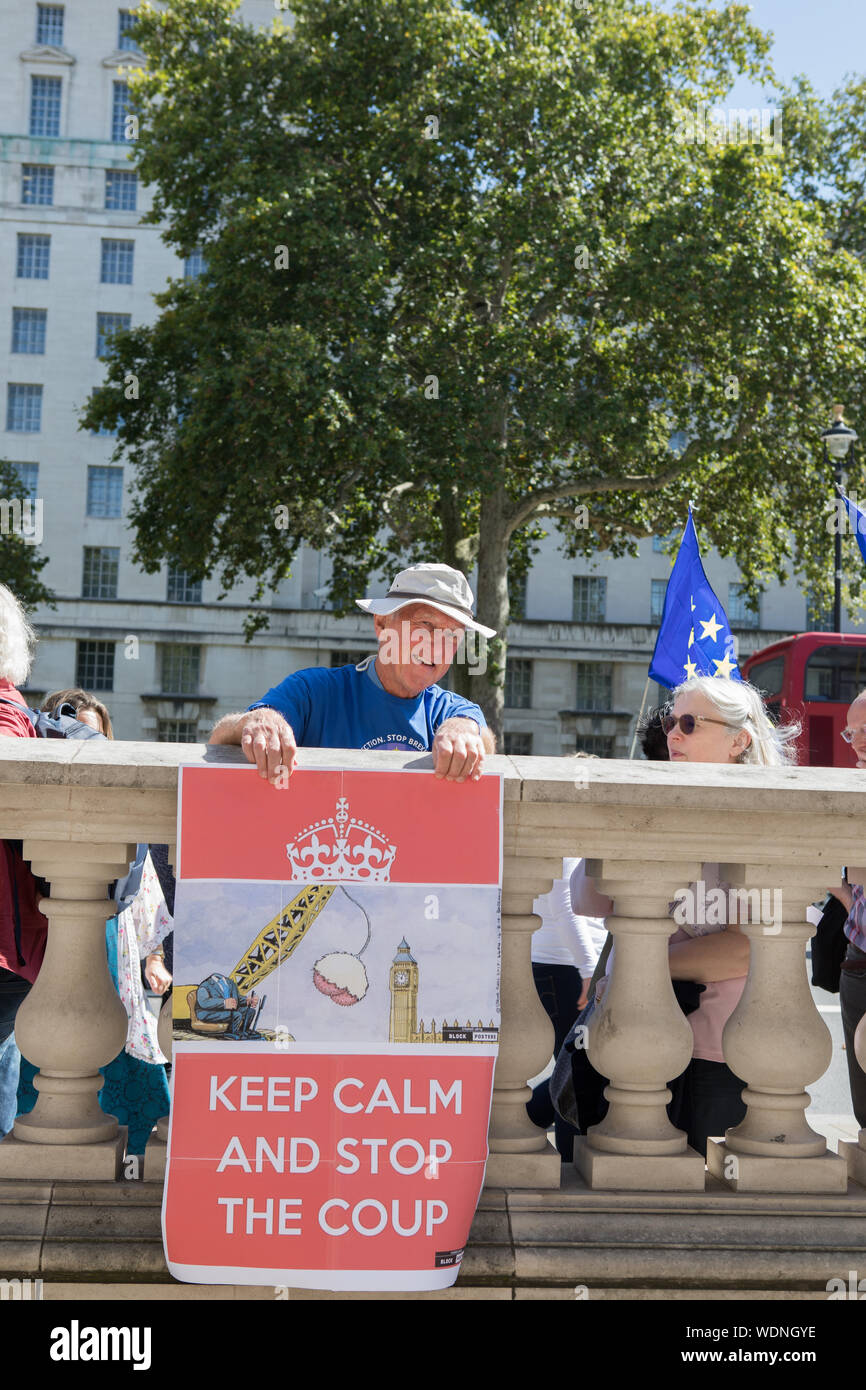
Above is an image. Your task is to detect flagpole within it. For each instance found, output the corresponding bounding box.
[629,675,652,758]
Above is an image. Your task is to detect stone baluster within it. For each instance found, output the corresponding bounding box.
[485,855,563,1189]
[707,863,848,1193]
[839,1012,866,1186]
[0,841,137,1179]
[573,858,706,1190]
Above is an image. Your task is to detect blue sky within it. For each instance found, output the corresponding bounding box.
[727,0,864,106]
[660,0,865,107]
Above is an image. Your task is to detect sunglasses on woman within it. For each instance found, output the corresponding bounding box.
[661,713,738,736]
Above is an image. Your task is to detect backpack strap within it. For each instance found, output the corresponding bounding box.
[0,694,36,732]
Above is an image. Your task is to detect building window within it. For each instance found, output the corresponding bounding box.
[329,650,370,668]
[509,572,527,622]
[36,4,65,45]
[166,565,202,603]
[9,463,39,502]
[504,658,532,709]
[22,165,54,205]
[90,422,118,437]
[576,735,614,757]
[96,312,131,357]
[11,309,47,355]
[100,239,134,285]
[16,233,50,279]
[30,76,61,137]
[76,641,115,690]
[806,591,834,632]
[651,579,667,623]
[728,583,759,629]
[111,81,131,141]
[160,644,200,695]
[86,466,123,518]
[157,719,198,743]
[183,248,207,280]
[118,9,141,50]
[6,385,42,432]
[576,662,612,711]
[504,732,532,756]
[572,575,607,623]
[82,546,119,599]
[104,169,137,211]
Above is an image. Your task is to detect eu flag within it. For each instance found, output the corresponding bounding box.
[649,507,741,689]
[836,485,866,569]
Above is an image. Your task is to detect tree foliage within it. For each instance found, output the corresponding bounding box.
[82,0,866,733]
[0,461,54,611]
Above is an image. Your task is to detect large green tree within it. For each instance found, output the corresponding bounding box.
[83,0,866,737]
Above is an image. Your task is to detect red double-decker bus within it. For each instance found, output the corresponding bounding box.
[741,633,866,767]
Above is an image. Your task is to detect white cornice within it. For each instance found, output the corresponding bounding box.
[101,49,146,71]
[19,43,75,66]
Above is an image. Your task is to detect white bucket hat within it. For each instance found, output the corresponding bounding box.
[356,563,496,637]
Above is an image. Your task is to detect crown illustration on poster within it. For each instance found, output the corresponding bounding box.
[286,796,397,882]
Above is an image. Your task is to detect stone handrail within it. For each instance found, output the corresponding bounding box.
[0,740,864,1193]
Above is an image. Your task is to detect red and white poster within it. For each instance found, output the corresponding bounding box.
[162,766,502,1291]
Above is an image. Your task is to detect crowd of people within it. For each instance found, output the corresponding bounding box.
[1,556,864,1166]
[534,675,866,1160]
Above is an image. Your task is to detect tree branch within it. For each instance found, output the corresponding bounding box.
[505,398,765,535]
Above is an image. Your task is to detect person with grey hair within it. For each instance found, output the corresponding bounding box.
[0,583,37,740]
[663,674,799,768]
[0,584,46,1135]
[572,674,798,1156]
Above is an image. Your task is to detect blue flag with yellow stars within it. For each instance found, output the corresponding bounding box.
[649,507,741,689]
[836,485,866,569]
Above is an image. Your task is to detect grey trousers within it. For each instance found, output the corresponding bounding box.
[840,940,866,1130]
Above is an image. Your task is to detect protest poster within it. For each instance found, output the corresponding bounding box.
[162,765,502,1291]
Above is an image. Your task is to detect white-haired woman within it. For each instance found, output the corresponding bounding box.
[0,584,46,1136]
[660,675,798,1153]
[574,674,797,1155]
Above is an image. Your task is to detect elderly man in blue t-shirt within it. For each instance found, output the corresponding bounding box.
[209,563,496,785]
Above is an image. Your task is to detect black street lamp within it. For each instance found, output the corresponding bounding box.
[821,404,858,632]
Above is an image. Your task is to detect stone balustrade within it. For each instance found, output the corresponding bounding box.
[1,739,865,1201]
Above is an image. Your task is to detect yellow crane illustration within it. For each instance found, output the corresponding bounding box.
[172,883,337,1027]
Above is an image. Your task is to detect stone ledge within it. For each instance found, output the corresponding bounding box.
[1,1176,864,1296]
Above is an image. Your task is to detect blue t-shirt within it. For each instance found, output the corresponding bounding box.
[248,657,486,753]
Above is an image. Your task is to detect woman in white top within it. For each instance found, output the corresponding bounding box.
[527,857,606,1156]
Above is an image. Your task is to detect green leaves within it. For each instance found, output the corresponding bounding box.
[83,0,866,722]
[0,461,54,611]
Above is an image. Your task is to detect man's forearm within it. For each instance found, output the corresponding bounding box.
[668,929,750,983]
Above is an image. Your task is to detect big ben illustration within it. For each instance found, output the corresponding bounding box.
[389,939,418,1043]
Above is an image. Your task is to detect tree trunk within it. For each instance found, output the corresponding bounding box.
[473,485,511,746]
[440,481,475,703]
